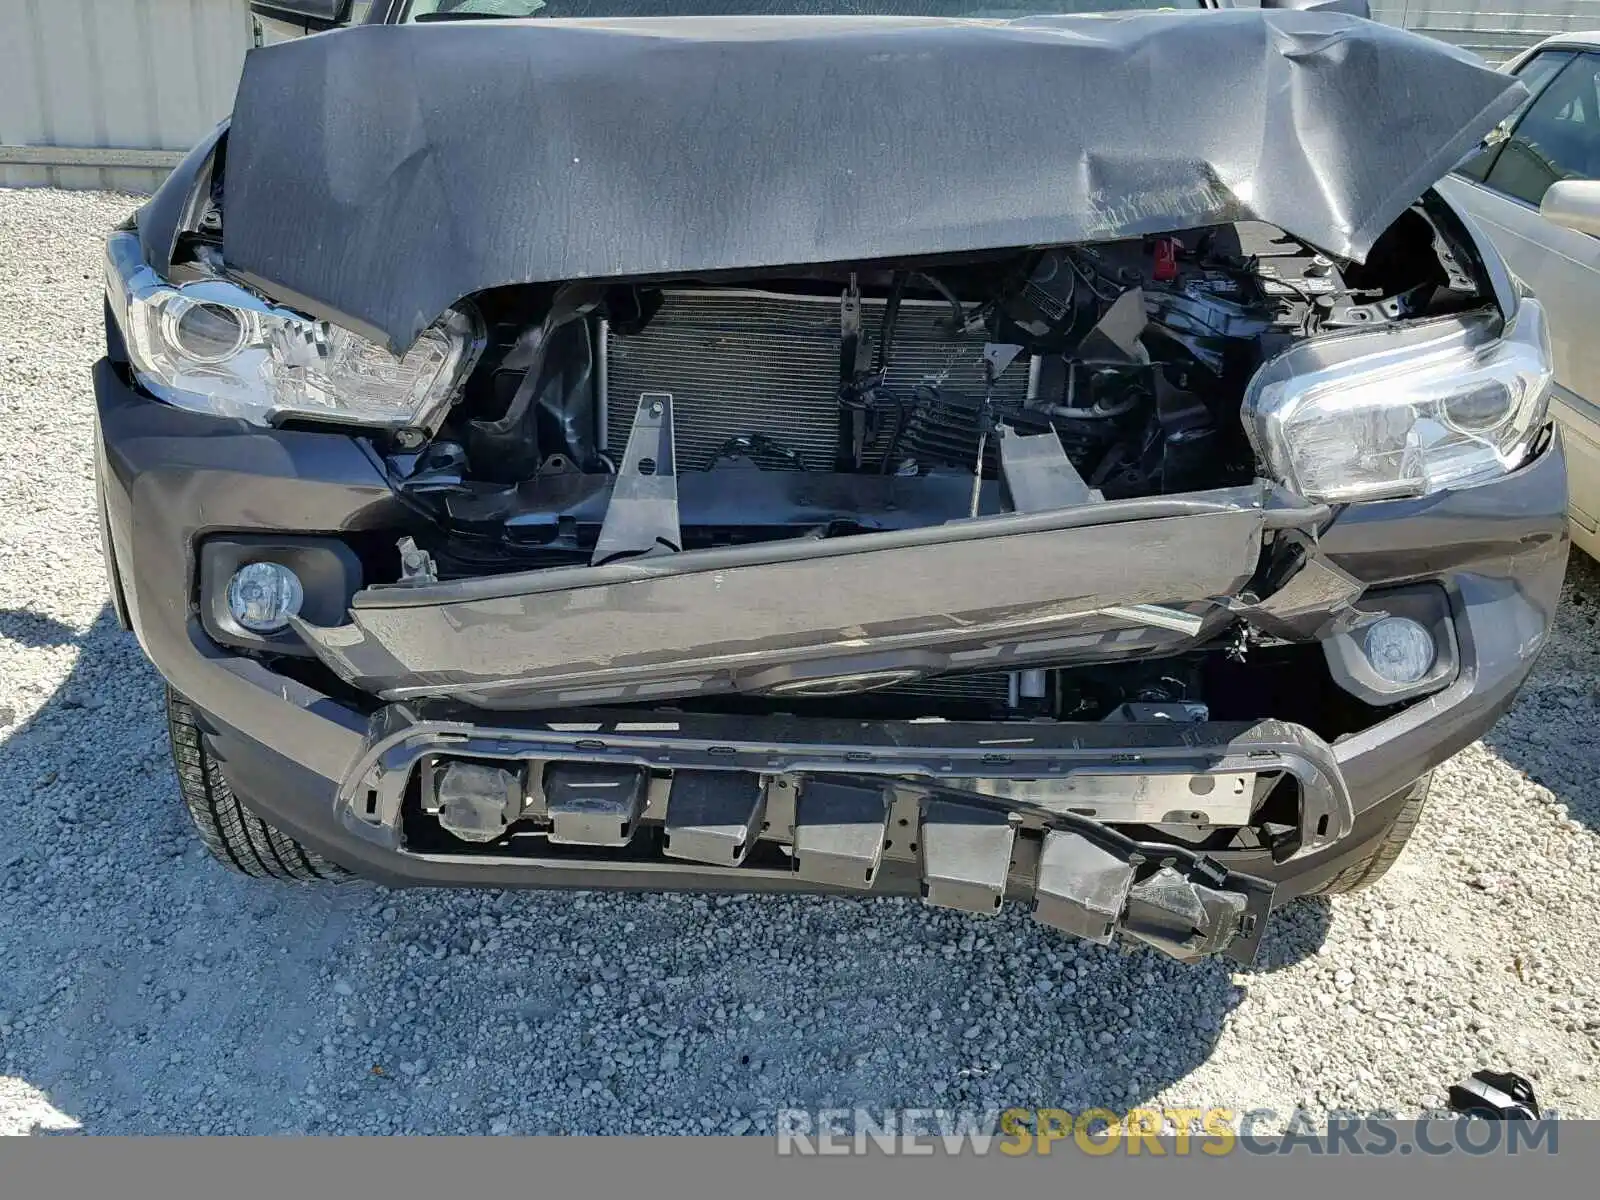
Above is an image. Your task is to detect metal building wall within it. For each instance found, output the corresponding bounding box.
[0,0,253,193]
[1374,0,1600,62]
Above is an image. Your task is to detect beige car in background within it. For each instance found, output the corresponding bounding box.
[1439,32,1600,560]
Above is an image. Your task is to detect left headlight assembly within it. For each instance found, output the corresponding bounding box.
[104,230,483,432]
[1243,297,1552,503]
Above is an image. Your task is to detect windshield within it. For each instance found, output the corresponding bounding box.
[403,0,1198,19]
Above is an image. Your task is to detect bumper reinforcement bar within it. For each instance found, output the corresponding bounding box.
[328,707,1352,962]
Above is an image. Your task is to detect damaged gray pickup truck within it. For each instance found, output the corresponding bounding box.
[94,2,1570,964]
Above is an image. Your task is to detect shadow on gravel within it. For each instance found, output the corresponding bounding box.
[1478,551,1600,833]
[1,602,1329,1135]
[0,609,83,649]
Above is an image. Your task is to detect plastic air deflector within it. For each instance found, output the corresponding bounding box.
[998,423,1099,512]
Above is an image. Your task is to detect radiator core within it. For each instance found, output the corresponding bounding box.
[602,289,1031,472]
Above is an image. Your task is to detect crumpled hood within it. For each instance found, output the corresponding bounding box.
[221,11,1524,353]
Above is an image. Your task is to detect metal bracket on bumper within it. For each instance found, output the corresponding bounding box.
[331,706,1352,964]
[590,392,681,566]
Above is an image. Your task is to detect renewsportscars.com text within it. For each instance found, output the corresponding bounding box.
[774,1108,1560,1156]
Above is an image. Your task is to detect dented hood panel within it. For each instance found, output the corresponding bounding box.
[222,11,1524,352]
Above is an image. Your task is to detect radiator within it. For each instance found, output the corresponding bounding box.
[881,671,1014,707]
[602,289,1032,472]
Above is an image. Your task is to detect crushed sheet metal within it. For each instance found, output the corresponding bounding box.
[1224,556,1370,640]
[950,772,1256,825]
[220,12,1525,351]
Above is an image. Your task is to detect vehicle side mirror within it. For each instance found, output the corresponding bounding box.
[250,1,353,33]
[1539,179,1600,238]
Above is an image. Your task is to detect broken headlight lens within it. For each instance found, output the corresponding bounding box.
[1243,299,1551,503]
[104,231,482,431]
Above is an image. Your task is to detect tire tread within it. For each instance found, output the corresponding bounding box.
[1310,773,1432,896]
[165,688,348,883]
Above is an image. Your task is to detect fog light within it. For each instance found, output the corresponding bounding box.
[1364,616,1435,685]
[226,561,304,632]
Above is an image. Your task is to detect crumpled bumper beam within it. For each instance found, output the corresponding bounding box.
[331,706,1352,964]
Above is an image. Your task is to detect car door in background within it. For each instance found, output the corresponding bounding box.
[1439,47,1600,559]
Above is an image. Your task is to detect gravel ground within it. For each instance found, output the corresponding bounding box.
[2,185,1599,1136]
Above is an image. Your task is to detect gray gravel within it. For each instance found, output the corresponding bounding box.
[3,185,1599,1136]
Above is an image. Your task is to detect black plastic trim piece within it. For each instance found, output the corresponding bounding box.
[199,534,364,657]
[1321,583,1460,705]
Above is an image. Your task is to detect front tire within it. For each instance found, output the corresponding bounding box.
[166,688,348,882]
[1308,772,1432,896]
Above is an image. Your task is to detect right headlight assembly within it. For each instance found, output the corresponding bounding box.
[1243,298,1552,503]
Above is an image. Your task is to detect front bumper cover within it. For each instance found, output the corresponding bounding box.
[94,358,1571,958]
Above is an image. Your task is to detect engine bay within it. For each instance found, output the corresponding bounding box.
[379,209,1484,575]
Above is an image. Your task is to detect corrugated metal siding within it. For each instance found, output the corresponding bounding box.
[1374,0,1600,63]
[0,0,252,193]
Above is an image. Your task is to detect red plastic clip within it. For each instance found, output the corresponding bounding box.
[1151,237,1180,282]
